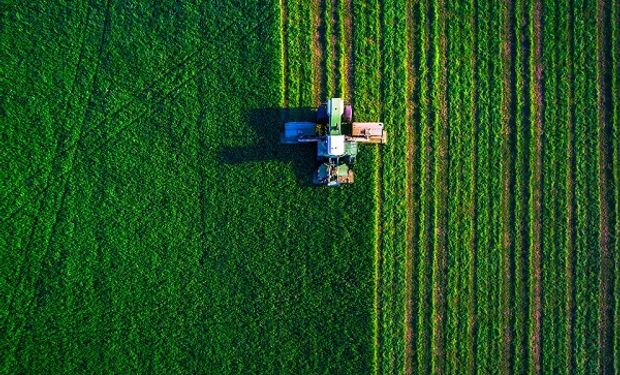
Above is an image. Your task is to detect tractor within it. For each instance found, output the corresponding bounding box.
[281,98,387,186]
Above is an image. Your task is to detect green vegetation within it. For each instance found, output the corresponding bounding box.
[1,2,374,373]
[2,0,618,374]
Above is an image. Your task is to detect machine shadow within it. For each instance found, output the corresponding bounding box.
[218,107,320,186]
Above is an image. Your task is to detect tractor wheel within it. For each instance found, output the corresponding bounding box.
[317,104,328,124]
[343,105,353,123]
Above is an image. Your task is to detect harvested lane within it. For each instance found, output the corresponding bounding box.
[565,1,578,371]
[488,0,506,370]
[500,0,517,372]
[444,0,465,372]
[572,0,601,371]
[311,0,322,102]
[415,0,436,373]
[528,0,544,373]
[595,0,616,372]
[343,0,354,100]
[404,0,420,373]
[613,0,620,371]
[430,0,449,372]
[351,1,382,372]
[541,0,565,372]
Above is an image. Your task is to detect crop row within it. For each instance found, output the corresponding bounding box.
[611,0,618,370]
[369,0,618,373]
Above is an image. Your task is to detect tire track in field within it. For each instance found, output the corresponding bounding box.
[530,0,544,372]
[431,0,449,373]
[0,2,94,208]
[7,0,112,359]
[500,0,517,372]
[1,2,276,222]
[0,0,95,313]
[1,3,278,225]
[594,0,615,372]
[565,1,577,370]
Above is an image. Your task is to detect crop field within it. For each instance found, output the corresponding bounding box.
[0,0,618,374]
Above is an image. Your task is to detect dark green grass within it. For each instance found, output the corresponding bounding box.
[2,1,619,374]
[1,2,374,373]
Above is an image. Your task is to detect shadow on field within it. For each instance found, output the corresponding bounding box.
[218,108,320,186]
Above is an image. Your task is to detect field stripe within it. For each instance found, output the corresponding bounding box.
[573,0,601,371]
[404,0,420,373]
[564,2,578,372]
[528,0,544,372]
[613,0,620,372]
[542,0,565,372]
[595,0,616,372]
[322,0,334,96]
[500,0,517,372]
[415,0,435,372]
[336,0,346,97]
[378,0,409,371]
[444,0,464,372]
[488,0,505,370]
[464,0,477,373]
[475,0,490,371]
[310,0,321,102]
[555,2,572,372]
[430,0,448,372]
[351,2,381,372]
[342,0,353,100]
[515,0,534,371]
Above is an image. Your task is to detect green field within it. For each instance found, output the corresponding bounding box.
[1,0,618,374]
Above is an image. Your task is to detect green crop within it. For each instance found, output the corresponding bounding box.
[2,1,618,374]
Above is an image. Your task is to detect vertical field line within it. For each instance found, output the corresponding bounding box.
[430,0,449,372]
[444,0,463,372]
[488,0,505,369]
[342,0,353,101]
[311,0,322,103]
[613,0,620,372]
[528,0,544,372]
[595,0,615,372]
[404,0,418,373]
[416,0,435,372]
[565,1,577,370]
[500,0,517,372]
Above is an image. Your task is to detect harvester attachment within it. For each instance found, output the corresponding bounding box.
[348,122,387,144]
[280,122,320,144]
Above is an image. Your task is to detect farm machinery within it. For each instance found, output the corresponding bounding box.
[281,98,387,186]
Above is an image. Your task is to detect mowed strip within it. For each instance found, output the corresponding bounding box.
[430,0,449,372]
[528,0,544,372]
[595,0,616,372]
[415,0,436,373]
[500,0,518,372]
[613,0,620,371]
